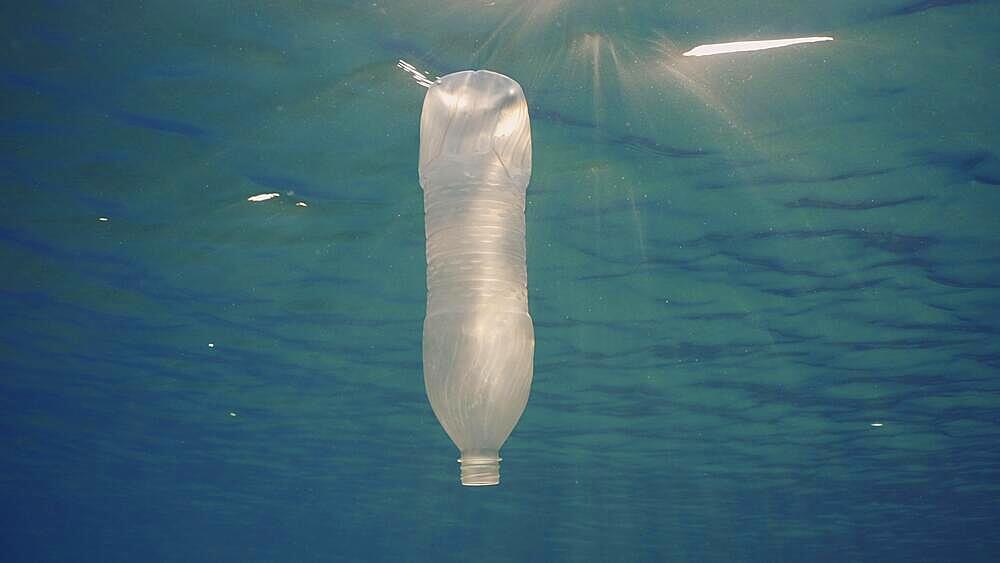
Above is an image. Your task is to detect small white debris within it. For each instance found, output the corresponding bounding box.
[208,343,215,348]
[229,412,237,417]
[871,422,883,427]
[683,37,833,57]
[296,201,308,207]
[98,217,109,222]
[247,192,280,202]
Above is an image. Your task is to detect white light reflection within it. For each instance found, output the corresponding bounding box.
[871,422,884,427]
[682,37,833,57]
[397,59,437,88]
[247,192,280,202]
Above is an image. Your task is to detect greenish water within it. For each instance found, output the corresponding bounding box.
[1,1,999,561]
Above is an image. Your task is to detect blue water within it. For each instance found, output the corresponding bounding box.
[1,1,999,561]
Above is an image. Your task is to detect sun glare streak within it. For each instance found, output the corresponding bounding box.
[566,31,753,143]
[586,33,605,126]
[589,165,604,258]
[642,36,750,137]
[471,2,529,62]
[683,37,833,57]
[566,31,637,128]
[472,0,569,64]
[626,183,647,265]
[567,31,653,263]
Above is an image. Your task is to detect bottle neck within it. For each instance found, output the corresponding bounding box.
[459,451,501,486]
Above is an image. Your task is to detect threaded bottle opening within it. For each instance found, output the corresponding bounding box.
[459,453,501,486]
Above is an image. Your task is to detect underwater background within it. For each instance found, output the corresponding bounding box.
[1,1,999,561]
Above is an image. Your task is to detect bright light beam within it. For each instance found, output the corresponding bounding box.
[682,36,833,57]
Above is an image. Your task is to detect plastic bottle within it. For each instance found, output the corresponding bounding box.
[418,70,534,486]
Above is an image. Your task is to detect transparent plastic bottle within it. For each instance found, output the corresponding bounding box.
[418,70,534,486]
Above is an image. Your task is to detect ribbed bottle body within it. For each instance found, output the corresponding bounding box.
[423,163,528,316]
